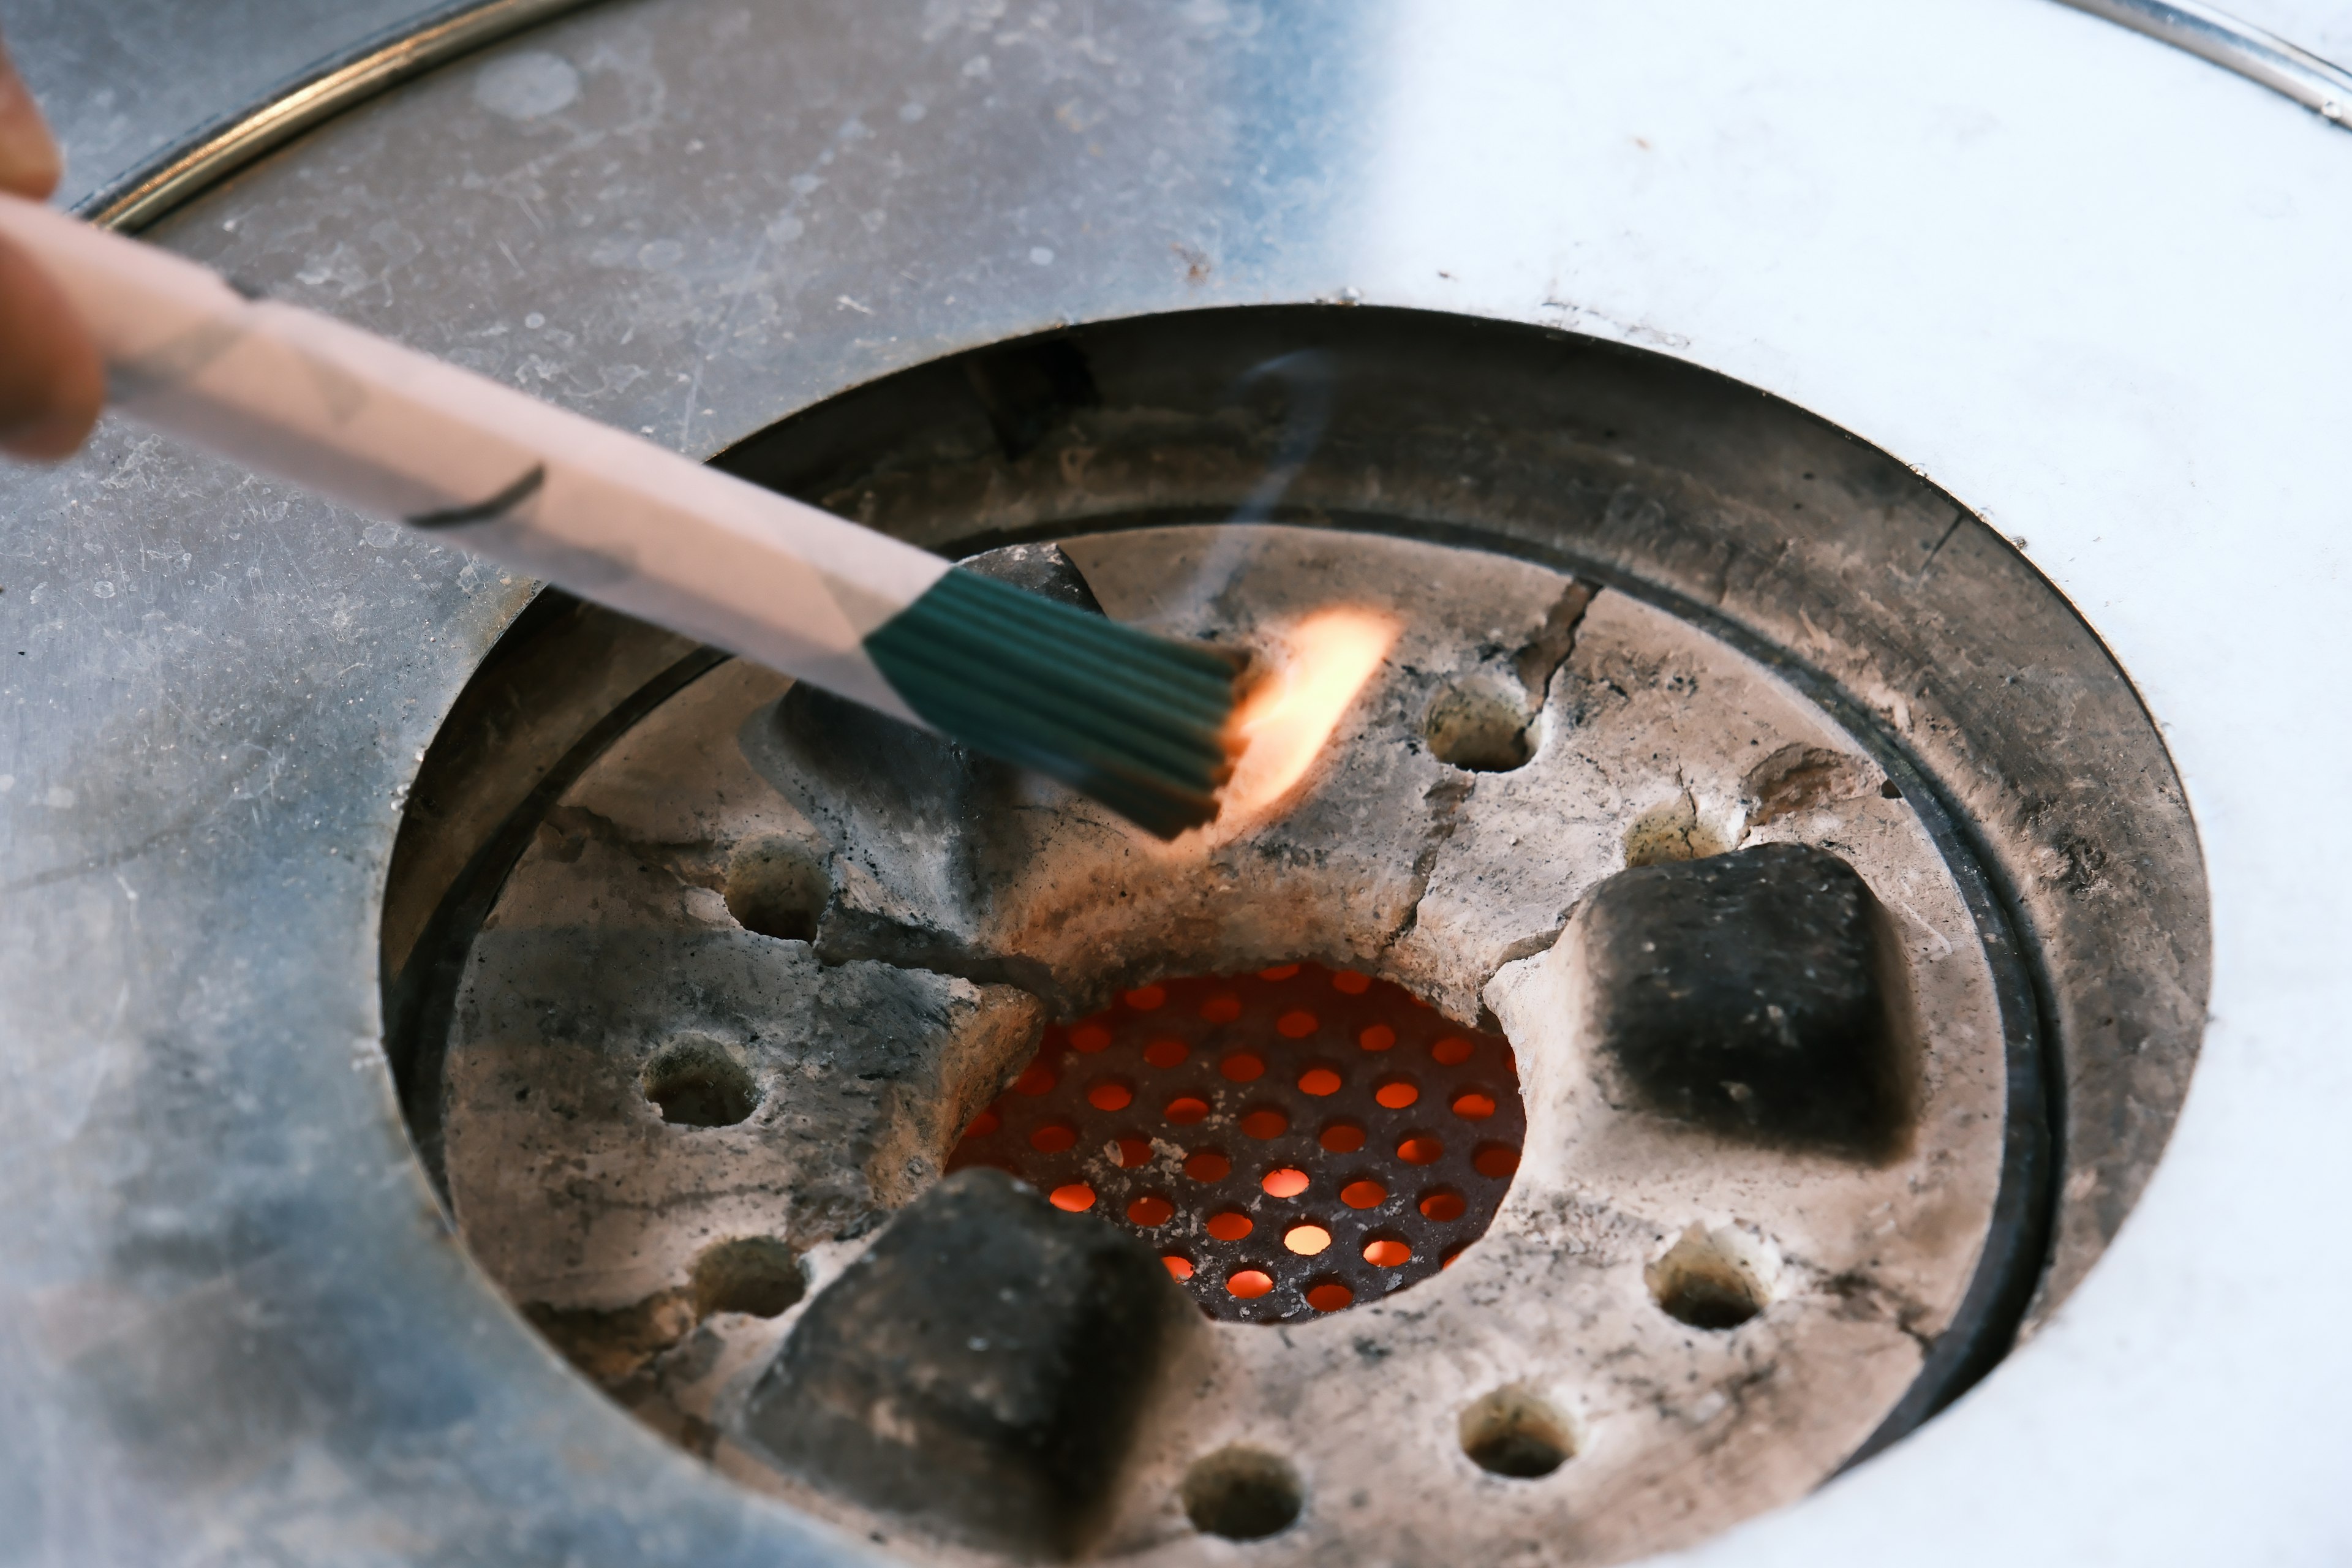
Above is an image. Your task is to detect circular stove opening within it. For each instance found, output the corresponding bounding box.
[381,306,2208,1566]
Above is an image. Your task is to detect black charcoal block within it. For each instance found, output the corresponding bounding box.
[957,540,1107,615]
[741,1169,1195,1558]
[1581,842,1915,1159]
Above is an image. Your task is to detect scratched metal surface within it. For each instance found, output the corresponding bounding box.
[0,0,2343,1563]
[0,0,459,209]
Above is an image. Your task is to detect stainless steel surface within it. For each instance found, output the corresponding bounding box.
[1,0,462,209]
[0,1,2346,1564]
[74,0,609,231]
[2061,0,2352,121]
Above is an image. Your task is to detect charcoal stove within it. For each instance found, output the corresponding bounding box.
[4,2,2346,1566]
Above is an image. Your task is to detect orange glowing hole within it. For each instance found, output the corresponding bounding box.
[1363,1239,1412,1268]
[962,1109,1001,1139]
[1163,1255,1194,1281]
[1143,1038,1189,1069]
[1359,1023,1396,1053]
[1375,1080,1420,1110]
[1297,1067,1343,1097]
[1474,1144,1521,1179]
[1069,1022,1114,1053]
[1332,970,1372,995]
[1468,1142,1524,1175]
[1283,1223,1332,1256]
[1128,1194,1175,1226]
[1012,1065,1057,1096]
[1319,1122,1366,1153]
[1200,994,1243,1023]
[1431,1036,1473,1066]
[1050,1183,1095,1212]
[1088,1082,1135,1112]
[1262,1167,1310,1198]
[1442,1245,1464,1269]
[1276,1009,1319,1039]
[1030,1123,1077,1154]
[1259,964,1301,981]
[1185,1152,1232,1182]
[1221,1052,1266,1083]
[1451,1091,1497,1121]
[1114,1137,1155,1169]
[1123,985,1167,1011]
[1227,1269,1275,1299]
[1240,1109,1289,1140]
[1206,1211,1254,1241]
[1420,1191,1467,1222]
[1341,1178,1387,1209]
[1305,1282,1354,1311]
[1398,1136,1444,1166]
[1166,1096,1210,1124]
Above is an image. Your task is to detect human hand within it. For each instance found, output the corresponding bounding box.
[0,32,102,460]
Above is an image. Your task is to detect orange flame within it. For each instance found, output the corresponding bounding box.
[1213,607,1399,827]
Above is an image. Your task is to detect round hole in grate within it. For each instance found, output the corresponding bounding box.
[1460,1386,1577,1479]
[1304,1278,1354,1311]
[1185,1150,1232,1182]
[687,1236,805,1319]
[1261,1166,1310,1197]
[1648,1223,1777,1331]
[1182,1446,1303,1541]
[1283,1223,1332,1256]
[947,962,1526,1322]
[641,1037,760,1129]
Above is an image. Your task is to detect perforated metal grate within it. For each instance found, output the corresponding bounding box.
[947,962,1526,1322]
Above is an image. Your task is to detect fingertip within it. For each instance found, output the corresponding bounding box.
[0,230,103,462]
[0,42,62,200]
[0,404,99,462]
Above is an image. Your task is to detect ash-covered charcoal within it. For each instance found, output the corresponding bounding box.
[1580,842,1917,1159]
[742,1169,1197,1559]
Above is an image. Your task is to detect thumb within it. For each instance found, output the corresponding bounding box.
[0,230,104,459]
[0,34,62,200]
